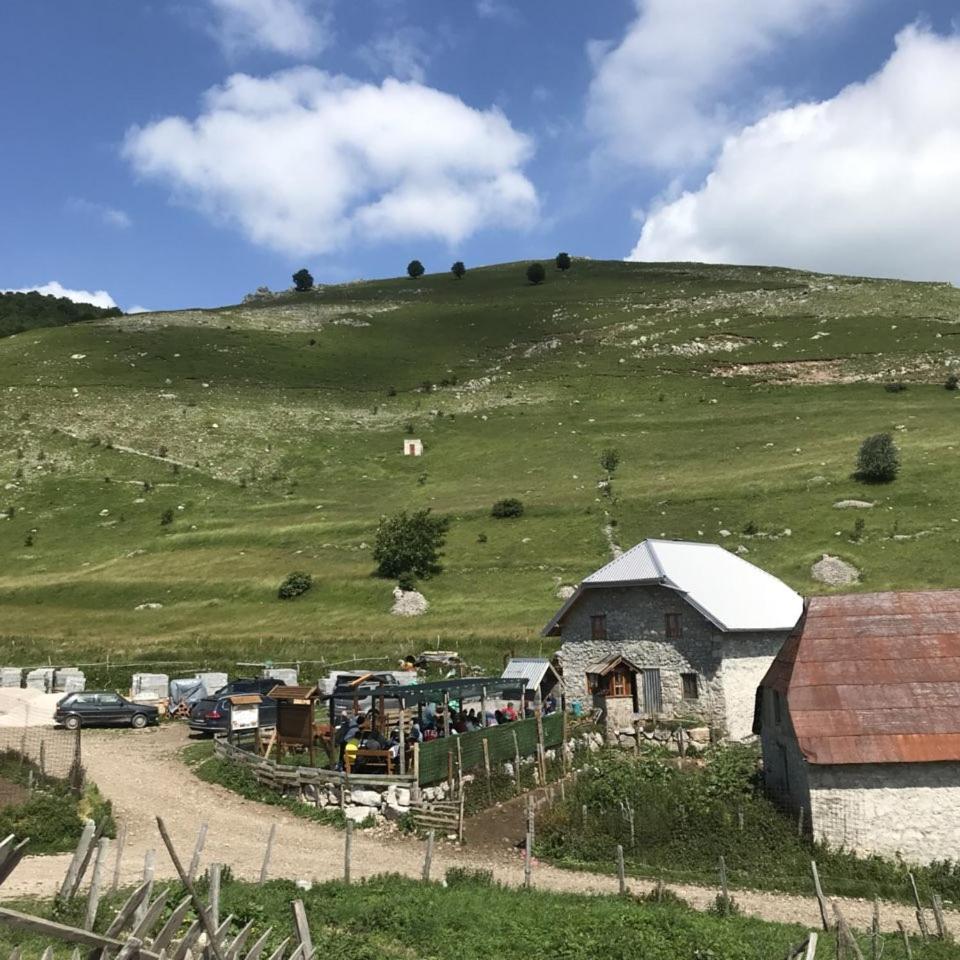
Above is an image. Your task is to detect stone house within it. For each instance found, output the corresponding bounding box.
[755,590,960,865]
[543,539,803,740]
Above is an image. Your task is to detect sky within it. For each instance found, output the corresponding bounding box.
[3,0,960,311]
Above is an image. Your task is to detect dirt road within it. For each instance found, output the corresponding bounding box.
[1,725,952,935]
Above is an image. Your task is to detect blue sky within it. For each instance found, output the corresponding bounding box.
[3,0,960,311]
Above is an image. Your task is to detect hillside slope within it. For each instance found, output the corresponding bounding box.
[1,259,959,671]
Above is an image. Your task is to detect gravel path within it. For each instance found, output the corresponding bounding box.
[1,725,953,935]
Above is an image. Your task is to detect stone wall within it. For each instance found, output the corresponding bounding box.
[808,762,960,865]
[558,584,787,739]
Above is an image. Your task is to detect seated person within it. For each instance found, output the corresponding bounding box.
[503,702,518,722]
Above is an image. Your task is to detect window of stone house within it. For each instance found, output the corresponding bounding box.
[665,612,682,639]
[773,690,782,724]
[591,614,608,641]
[681,673,699,700]
[609,671,631,698]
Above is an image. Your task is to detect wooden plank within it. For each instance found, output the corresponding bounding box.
[616,845,626,896]
[291,900,313,956]
[0,907,162,958]
[171,919,203,960]
[58,819,96,901]
[209,862,222,929]
[155,816,228,960]
[151,896,193,953]
[810,861,830,932]
[133,850,156,928]
[0,835,17,875]
[84,838,110,930]
[186,823,208,883]
[343,821,353,885]
[0,839,29,888]
[242,927,274,960]
[932,893,948,941]
[104,882,152,937]
[908,872,930,942]
[897,921,913,960]
[263,938,290,960]
[129,893,169,942]
[225,919,256,960]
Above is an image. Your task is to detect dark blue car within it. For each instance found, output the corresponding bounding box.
[188,678,284,734]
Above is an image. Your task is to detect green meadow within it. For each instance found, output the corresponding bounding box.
[1,259,958,679]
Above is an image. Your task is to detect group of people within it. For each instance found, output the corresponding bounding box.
[333,694,558,770]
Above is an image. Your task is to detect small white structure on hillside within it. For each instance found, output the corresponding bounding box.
[403,438,423,456]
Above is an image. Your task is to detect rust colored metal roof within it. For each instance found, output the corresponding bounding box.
[760,590,960,765]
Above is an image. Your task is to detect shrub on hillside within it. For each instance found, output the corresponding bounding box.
[160,508,174,526]
[278,571,312,599]
[451,261,466,279]
[526,262,546,285]
[600,447,620,476]
[397,571,417,592]
[491,498,524,518]
[854,432,900,483]
[407,260,425,279]
[292,268,314,292]
[374,509,449,579]
[946,373,959,391]
[884,381,907,393]
[556,252,571,272]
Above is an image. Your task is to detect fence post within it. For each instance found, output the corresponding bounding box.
[69,726,84,793]
[207,862,220,929]
[259,824,276,886]
[482,739,492,805]
[343,820,353,885]
[398,708,406,776]
[83,838,110,931]
[718,856,730,917]
[413,741,420,785]
[186,822,208,884]
[422,830,434,882]
[616,845,626,896]
[908,873,930,942]
[931,893,947,941]
[111,824,126,892]
[810,860,830,932]
[897,921,913,960]
[512,730,521,795]
[524,823,533,889]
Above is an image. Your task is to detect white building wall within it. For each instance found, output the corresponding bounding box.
[720,637,788,741]
[808,763,960,865]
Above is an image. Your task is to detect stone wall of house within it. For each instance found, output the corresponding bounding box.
[807,762,960,865]
[558,584,788,739]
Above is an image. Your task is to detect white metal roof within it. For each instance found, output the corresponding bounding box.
[543,539,803,635]
[501,658,560,690]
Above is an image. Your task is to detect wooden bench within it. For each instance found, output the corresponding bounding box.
[345,749,394,775]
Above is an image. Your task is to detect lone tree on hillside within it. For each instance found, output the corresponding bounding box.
[292,268,314,292]
[407,260,425,279]
[451,261,466,279]
[374,508,450,579]
[556,252,571,272]
[854,432,900,484]
[526,262,546,285]
[600,447,620,477]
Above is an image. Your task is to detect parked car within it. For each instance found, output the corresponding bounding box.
[54,692,160,730]
[188,677,286,735]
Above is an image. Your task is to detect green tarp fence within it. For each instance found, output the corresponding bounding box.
[418,713,563,786]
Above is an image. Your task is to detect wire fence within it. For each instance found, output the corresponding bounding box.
[0,726,83,793]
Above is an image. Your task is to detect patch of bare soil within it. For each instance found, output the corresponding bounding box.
[712,359,859,384]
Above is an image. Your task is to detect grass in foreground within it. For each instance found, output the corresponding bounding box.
[4,872,955,959]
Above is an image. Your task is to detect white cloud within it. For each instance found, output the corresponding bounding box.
[587,0,858,171]
[126,305,151,314]
[66,198,132,229]
[4,281,118,310]
[357,28,431,83]
[476,0,519,24]
[207,0,329,57]
[630,26,960,283]
[123,68,538,256]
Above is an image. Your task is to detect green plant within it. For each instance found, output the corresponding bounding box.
[854,432,900,483]
[292,268,314,292]
[526,262,546,285]
[556,252,572,272]
[397,571,417,592]
[883,381,907,393]
[451,261,466,279]
[850,517,866,541]
[407,260,425,279]
[278,571,312,600]
[160,508,174,526]
[600,448,620,476]
[444,867,494,888]
[373,509,449,579]
[742,520,758,536]
[477,531,488,543]
[946,373,959,391]
[491,498,524,518]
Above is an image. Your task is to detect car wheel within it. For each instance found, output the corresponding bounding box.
[64,715,81,731]
[131,714,148,729]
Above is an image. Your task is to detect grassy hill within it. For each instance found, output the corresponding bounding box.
[1,258,959,677]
